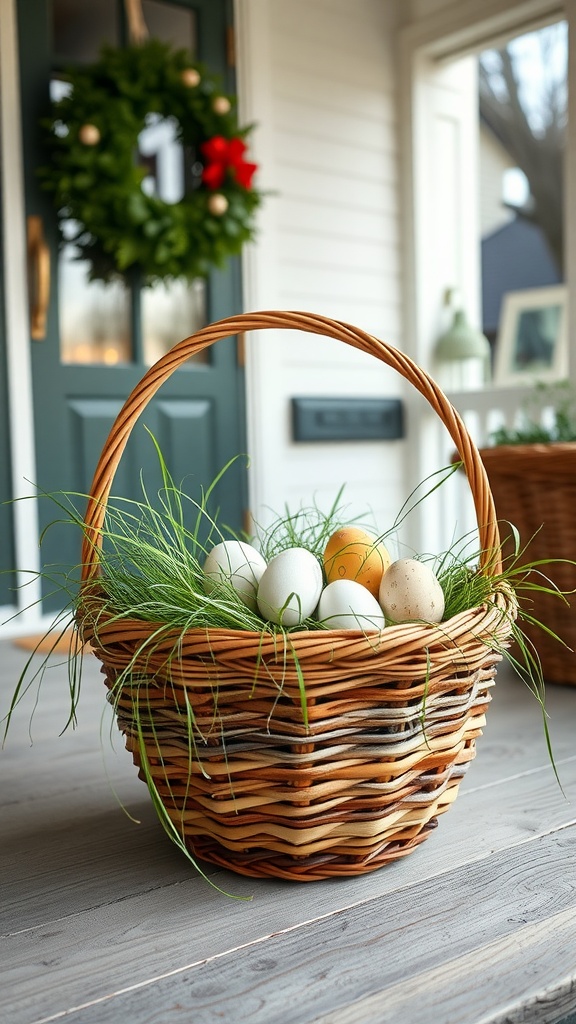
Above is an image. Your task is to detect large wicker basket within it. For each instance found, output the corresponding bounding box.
[77,311,516,881]
[479,443,576,687]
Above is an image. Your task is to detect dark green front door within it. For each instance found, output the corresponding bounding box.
[17,0,247,610]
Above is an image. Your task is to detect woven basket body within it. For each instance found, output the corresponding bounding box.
[78,311,516,881]
[480,443,576,686]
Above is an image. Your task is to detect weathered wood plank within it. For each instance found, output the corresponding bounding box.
[5,742,575,934]
[466,671,576,787]
[2,645,576,1024]
[308,908,576,1024]
[29,827,576,1024]
[2,757,576,1024]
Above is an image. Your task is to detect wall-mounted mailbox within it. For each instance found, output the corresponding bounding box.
[291,397,404,442]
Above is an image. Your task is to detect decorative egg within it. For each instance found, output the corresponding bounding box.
[378,558,445,624]
[318,579,385,632]
[323,526,391,598]
[257,547,323,627]
[203,540,267,611]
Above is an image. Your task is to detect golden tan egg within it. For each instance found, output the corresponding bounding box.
[323,526,391,599]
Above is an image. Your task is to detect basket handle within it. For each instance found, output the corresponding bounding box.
[80,310,501,581]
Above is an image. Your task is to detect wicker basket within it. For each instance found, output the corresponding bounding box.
[479,443,576,687]
[77,311,516,881]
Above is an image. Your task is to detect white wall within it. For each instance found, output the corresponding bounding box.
[236,0,407,545]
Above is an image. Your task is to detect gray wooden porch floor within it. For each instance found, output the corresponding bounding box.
[1,640,576,1024]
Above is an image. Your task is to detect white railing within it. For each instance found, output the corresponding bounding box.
[412,385,540,561]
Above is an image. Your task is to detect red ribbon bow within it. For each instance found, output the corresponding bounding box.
[201,135,258,191]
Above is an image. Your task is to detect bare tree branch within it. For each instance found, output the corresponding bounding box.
[479,33,565,274]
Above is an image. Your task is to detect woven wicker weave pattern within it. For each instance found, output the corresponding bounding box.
[78,311,517,880]
[480,443,576,686]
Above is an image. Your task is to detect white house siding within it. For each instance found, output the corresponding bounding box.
[237,0,407,547]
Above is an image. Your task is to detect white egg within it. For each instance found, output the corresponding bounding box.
[379,558,445,624]
[318,579,385,631]
[203,540,267,611]
[257,547,323,626]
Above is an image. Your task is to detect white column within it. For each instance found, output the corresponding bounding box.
[0,0,42,632]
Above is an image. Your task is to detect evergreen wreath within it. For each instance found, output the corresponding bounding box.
[38,39,263,284]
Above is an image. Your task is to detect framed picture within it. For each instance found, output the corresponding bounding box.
[494,285,568,386]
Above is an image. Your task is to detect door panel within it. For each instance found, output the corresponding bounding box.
[157,399,217,490]
[17,0,247,610]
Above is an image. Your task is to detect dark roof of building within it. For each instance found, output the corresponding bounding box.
[481,216,561,332]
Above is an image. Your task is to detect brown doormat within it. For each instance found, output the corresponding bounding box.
[13,631,92,655]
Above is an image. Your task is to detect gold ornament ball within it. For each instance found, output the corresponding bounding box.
[79,123,101,146]
[207,193,229,216]
[212,95,231,115]
[181,68,201,88]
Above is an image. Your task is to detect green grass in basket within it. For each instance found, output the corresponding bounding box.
[93,441,264,632]
[89,457,463,634]
[257,483,369,561]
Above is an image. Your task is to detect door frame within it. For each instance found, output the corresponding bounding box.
[397,0,573,559]
[0,0,41,633]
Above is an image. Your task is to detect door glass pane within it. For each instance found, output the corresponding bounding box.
[59,221,131,365]
[50,5,204,367]
[49,78,131,365]
[142,1,197,52]
[52,0,118,63]
[137,111,207,364]
[142,279,207,364]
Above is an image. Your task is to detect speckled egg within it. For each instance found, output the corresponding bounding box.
[378,558,445,624]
